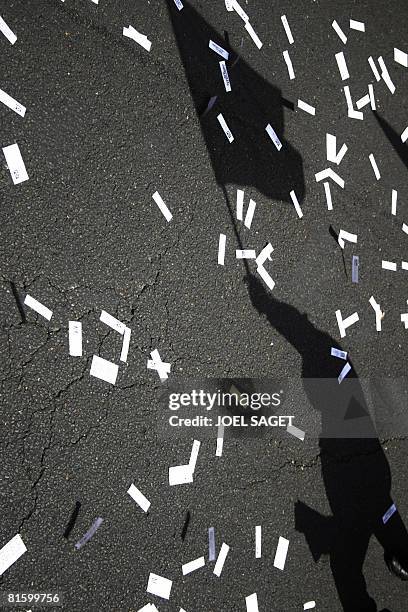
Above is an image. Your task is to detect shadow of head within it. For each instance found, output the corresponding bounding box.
[167,0,305,203]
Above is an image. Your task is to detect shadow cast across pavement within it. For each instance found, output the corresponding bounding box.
[167,0,305,205]
[245,272,408,612]
[373,111,408,171]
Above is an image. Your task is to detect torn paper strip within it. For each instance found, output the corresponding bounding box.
[0,534,26,577]
[265,124,282,151]
[209,40,229,60]
[326,134,348,165]
[127,484,151,513]
[3,143,28,185]
[152,191,172,222]
[352,255,359,283]
[338,229,357,249]
[213,543,229,577]
[231,0,249,22]
[100,310,126,335]
[343,86,363,120]
[338,362,352,384]
[173,0,184,10]
[208,527,216,561]
[382,260,397,271]
[75,517,103,550]
[368,56,381,81]
[0,15,17,44]
[281,15,294,44]
[356,94,370,110]
[392,190,397,216]
[182,557,205,575]
[332,20,347,44]
[69,321,82,356]
[335,51,350,80]
[189,440,200,471]
[304,603,316,611]
[147,349,170,381]
[273,536,289,570]
[147,573,172,600]
[324,182,333,211]
[245,22,262,49]
[24,295,52,321]
[290,190,303,218]
[369,154,381,180]
[336,310,359,338]
[401,126,408,143]
[287,424,305,441]
[383,503,397,524]
[218,234,226,265]
[298,99,315,116]
[378,56,395,93]
[0,88,26,117]
[236,189,244,220]
[169,464,193,486]
[331,347,348,360]
[255,525,261,558]
[123,25,151,52]
[246,593,259,612]
[244,199,256,228]
[90,355,119,385]
[120,327,131,362]
[216,423,224,457]
[394,48,408,68]
[368,84,376,110]
[217,113,234,142]
[350,19,365,32]
[219,61,231,92]
[283,50,295,80]
[236,250,256,259]
[369,296,383,331]
[315,168,344,188]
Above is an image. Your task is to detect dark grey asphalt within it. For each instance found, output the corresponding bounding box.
[1,0,408,610]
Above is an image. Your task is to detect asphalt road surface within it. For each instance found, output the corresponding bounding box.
[1,0,408,610]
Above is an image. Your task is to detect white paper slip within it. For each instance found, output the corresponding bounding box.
[127,484,151,513]
[265,124,282,151]
[182,556,205,575]
[3,143,28,184]
[138,605,159,612]
[100,310,126,334]
[217,113,234,143]
[244,198,256,228]
[287,424,305,441]
[351,255,359,283]
[338,362,352,384]
[332,20,347,44]
[326,134,348,165]
[331,347,347,360]
[336,309,359,338]
[208,527,216,560]
[246,593,259,612]
[236,189,244,220]
[283,50,295,80]
[392,190,398,216]
[394,48,408,68]
[402,223,408,235]
[315,168,344,188]
[298,99,315,115]
[189,440,200,471]
[218,233,226,265]
[350,19,365,32]
[401,313,408,328]
[382,260,397,271]
[69,321,82,356]
[369,295,381,312]
[402,262,408,271]
[324,182,333,211]
[90,355,119,385]
[281,15,294,44]
[174,0,184,10]
[368,84,376,110]
[378,56,395,93]
[290,190,303,218]
[356,94,370,110]
[209,40,229,60]
[368,56,381,81]
[335,51,350,80]
[0,89,26,117]
[231,0,249,22]
[256,243,274,267]
[24,295,53,320]
[169,464,193,486]
[147,573,172,600]
[152,191,172,222]
[343,86,364,120]
[0,15,17,44]
[213,543,229,577]
[120,326,131,362]
[338,229,357,249]
[369,154,381,180]
[216,423,224,457]
[0,534,27,576]
[304,603,316,610]
[225,0,234,10]
[123,25,151,52]
[255,525,262,558]
[273,536,289,570]
[219,61,231,92]
[147,349,170,380]
[236,250,256,259]
[401,126,408,144]
[383,503,397,524]
[245,22,262,49]
[257,263,275,291]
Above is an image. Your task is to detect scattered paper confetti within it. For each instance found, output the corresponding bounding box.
[24,295,53,320]
[0,534,27,577]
